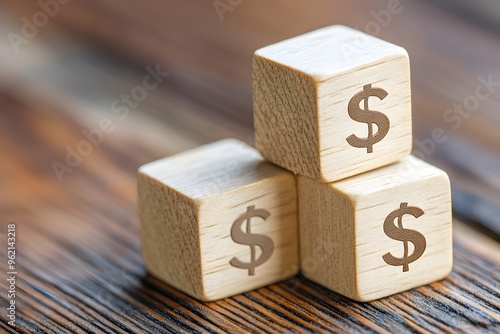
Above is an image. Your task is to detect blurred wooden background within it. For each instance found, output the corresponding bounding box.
[0,0,499,332]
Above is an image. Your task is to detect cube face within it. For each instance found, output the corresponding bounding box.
[299,156,452,301]
[317,54,411,181]
[138,139,298,301]
[298,179,357,298]
[254,58,320,179]
[138,175,203,298]
[353,175,452,301]
[254,25,412,182]
[199,173,298,300]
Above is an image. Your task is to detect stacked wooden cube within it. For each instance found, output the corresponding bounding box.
[138,26,452,302]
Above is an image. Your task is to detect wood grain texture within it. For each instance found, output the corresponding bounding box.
[254,25,412,182]
[299,156,453,302]
[138,139,298,301]
[0,0,499,332]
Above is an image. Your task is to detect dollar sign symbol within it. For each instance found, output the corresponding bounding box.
[346,84,390,153]
[229,205,274,276]
[383,202,427,272]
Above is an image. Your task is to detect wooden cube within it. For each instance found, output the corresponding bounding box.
[253,25,412,182]
[138,139,298,301]
[299,155,452,302]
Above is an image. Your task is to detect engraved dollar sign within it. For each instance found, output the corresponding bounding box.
[383,202,427,272]
[346,84,390,153]
[229,205,274,276]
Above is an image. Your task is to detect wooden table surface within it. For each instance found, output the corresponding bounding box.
[0,0,499,333]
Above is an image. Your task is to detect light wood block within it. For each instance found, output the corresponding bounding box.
[138,139,298,301]
[253,25,412,182]
[299,155,452,302]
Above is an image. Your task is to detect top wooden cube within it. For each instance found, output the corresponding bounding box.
[253,25,412,182]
